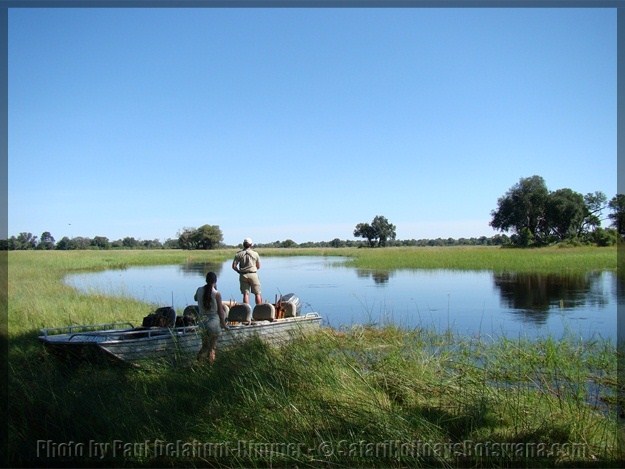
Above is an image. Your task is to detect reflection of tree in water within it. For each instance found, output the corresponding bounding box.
[493,272,607,325]
[178,262,224,278]
[356,269,392,285]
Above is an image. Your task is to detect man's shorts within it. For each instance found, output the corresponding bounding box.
[239,272,261,295]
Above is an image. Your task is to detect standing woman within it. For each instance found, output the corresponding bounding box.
[194,272,227,364]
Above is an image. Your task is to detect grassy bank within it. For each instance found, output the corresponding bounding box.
[9,244,618,276]
[6,247,622,467]
[7,250,229,333]
[8,327,621,467]
[233,245,617,273]
[339,245,617,273]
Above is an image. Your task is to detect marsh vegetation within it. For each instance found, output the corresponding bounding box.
[6,247,622,467]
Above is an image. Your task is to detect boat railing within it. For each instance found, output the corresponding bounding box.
[111,325,200,340]
[226,312,321,327]
[39,314,321,343]
[39,322,135,339]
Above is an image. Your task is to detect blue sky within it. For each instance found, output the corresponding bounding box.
[8,7,617,245]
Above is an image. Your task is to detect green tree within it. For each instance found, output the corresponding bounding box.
[280,239,297,248]
[177,228,195,250]
[608,194,625,236]
[591,227,618,246]
[163,238,179,249]
[15,232,37,250]
[354,215,396,247]
[329,238,344,248]
[195,224,223,249]
[142,239,163,249]
[56,236,71,250]
[122,237,139,248]
[354,222,376,247]
[37,231,55,250]
[178,225,223,250]
[71,237,92,249]
[545,188,586,241]
[371,215,397,247]
[580,191,607,236]
[490,176,550,246]
[91,236,110,250]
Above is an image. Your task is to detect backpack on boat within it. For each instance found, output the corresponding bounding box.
[142,306,176,328]
[178,305,199,327]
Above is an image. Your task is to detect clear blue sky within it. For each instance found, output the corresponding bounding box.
[8,7,617,245]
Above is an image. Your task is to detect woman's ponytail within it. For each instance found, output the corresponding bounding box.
[203,272,217,310]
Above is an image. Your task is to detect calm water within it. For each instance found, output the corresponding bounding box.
[65,256,620,342]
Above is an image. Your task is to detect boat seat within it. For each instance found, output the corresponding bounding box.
[227,304,252,323]
[253,303,275,321]
[281,302,297,318]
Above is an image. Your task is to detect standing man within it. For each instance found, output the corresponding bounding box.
[232,237,263,305]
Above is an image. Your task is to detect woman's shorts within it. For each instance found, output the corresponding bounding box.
[198,314,221,336]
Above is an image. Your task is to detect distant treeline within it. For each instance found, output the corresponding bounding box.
[1,230,619,251]
[6,175,623,251]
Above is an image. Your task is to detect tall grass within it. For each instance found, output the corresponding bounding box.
[8,328,621,467]
[7,250,230,333]
[6,248,622,467]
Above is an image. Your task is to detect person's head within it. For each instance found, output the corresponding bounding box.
[243,237,253,249]
[205,271,217,286]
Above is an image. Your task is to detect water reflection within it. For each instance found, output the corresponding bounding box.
[492,272,612,325]
[179,262,224,277]
[356,269,392,285]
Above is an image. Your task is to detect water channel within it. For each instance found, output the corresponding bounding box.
[64,256,620,342]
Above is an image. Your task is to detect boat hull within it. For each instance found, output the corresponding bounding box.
[39,314,322,365]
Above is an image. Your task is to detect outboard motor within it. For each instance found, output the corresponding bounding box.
[279,293,301,317]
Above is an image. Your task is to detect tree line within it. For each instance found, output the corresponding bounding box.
[3,175,622,251]
[0,229,514,251]
[488,175,623,247]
